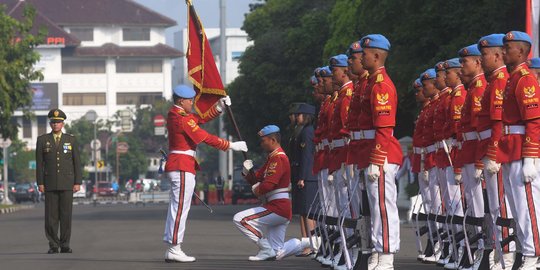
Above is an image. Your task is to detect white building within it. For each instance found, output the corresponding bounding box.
[5,0,183,149]
[172,28,252,86]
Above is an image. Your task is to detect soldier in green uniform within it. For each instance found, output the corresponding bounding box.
[36,109,82,254]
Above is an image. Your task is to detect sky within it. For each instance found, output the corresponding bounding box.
[134,0,259,45]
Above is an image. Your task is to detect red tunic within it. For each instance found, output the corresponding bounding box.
[365,67,403,167]
[499,63,540,163]
[346,71,371,166]
[328,81,353,173]
[476,66,508,161]
[434,89,452,168]
[457,73,486,165]
[412,103,429,173]
[165,105,229,174]
[312,95,331,174]
[448,85,466,169]
[422,97,438,170]
[245,147,292,220]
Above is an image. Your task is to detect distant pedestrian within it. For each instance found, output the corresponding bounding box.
[214,173,225,205]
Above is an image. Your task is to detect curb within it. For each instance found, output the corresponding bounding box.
[0,204,35,215]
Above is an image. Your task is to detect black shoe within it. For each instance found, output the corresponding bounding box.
[47,248,58,254]
[60,247,72,253]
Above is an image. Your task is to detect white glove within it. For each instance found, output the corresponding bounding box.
[344,136,351,145]
[242,159,254,175]
[216,96,232,112]
[523,157,538,183]
[367,163,381,182]
[483,158,501,175]
[421,170,429,183]
[251,182,260,194]
[327,174,334,185]
[474,168,483,182]
[454,173,462,184]
[229,141,248,152]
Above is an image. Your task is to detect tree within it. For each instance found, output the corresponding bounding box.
[0,4,45,140]
[6,139,34,182]
[227,0,334,157]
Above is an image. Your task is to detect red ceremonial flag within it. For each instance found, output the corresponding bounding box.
[186,0,227,118]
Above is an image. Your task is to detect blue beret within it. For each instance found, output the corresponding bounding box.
[348,40,363,56]
[413,78,422,88]
[504,31,532,44]
[173,84,196,99]
[444,58,461,69]
[420,68,436,81]
[530,58,540,69]
[319,66,332,77]
[459,44,481,57]
[360,34,391,51]
[258,125,280,137]
[295,103,316,115]
[310,75,318,85]
[478,34,505,49]
[435,61,446,72]
[329,54,349,68]
[313,67,321,77]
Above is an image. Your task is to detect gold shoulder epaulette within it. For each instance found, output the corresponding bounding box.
[178,111,188,116]
[497,72,505,79]
[475,80,483,88]
[455,90,461,97]
[521,69,530,76]
[346,88,352,97]
[376,74,384,83]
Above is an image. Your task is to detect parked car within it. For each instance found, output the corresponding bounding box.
[13,183,39,203]
[159,179,171,192]
[231,166,257,204]
[96,181,117,196]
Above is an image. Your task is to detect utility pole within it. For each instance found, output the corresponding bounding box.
[218,0,228,181]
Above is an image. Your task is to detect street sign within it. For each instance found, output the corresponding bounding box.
[120,110,133,132]
[90,139,101,150]
[29,160,36,170]
[154,114,165,127]
[117,142,129,154]
[97,160,105,168]
[0,138,12,148]
[154,126,166,136]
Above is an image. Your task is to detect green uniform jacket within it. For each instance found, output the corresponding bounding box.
[36,133,82,191]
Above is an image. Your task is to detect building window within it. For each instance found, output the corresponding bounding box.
[23,118,31,138]
[63,93,106,105]
[38,116,47,136]
[231,51,244,61]
[117,92,161,105]
[62,59,106,74]
[122,28,150,41]
[70,28,94,41]
[116,59,162,73]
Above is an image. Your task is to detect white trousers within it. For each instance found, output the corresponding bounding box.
[429,167,443,216]
[444,166,464,217]
[484,164,515,252]
[502,161,540,257]
[233,206,303,259]
[418,170,431,215]
[365,163,400,253]
[163,171,196,244]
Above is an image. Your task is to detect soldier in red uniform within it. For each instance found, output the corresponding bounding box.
[234,125,308,261]
[476,34,515,269]
[163,85,248,263]
[529,58,540,84]
[456,44,488,268]
[360,34,403,270]
[500,31,540,269]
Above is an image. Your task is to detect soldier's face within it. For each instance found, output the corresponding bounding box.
[50,121,64,133]
[260,136,274,152]
[503,42,521,65]
[323,77,333,94]
[415,87,426,103]
[435,71,446,90]
[361,49,375,70]
[480,47,500,74]
[422,79,436,98]
[460,56,480,77]
[331,66,348,85]
[445,69,461,88]
[179,98,194,112]
[348,53,364,75]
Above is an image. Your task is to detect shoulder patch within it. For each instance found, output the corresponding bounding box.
[521,69,530,76]
[376,74,384,83]
[346,88,352,97]
[497,72,505,79]
[178,110,188,116]
[475,80,483,88]
[455,90,461,97]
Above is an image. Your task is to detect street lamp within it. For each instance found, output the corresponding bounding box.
[84,110,98,192]
[1,138,12,205]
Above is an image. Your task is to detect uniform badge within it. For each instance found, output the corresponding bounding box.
[497,72,505,79]
[462,48,469,56]
[475,80,483,88]
[363,38,370,47]
[524,86,536,98]
[480,39,488,47]
[268,162,277,170]
[495,89,504,100]
[376,93,389,105]
[521,69,530,76]
[376,74,384,83]
[474,96,482,107]
[454,105,463,115]
[54,110,59,117]
[506,32,514,40]
[300,142,306,148]
[187,119,197,128]
[352,42,361,50]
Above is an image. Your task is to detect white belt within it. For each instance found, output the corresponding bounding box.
[267,192,290,202]
[351,129,376,140]
[503,125,525,135]
[426,144,436,153]
[413,147,422,154]
[462,131,478,141]
[170,150,196,157]
[331,139,346,148]
[316,143,322,152]
[322,139,329,147]
[478,129,492,140]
